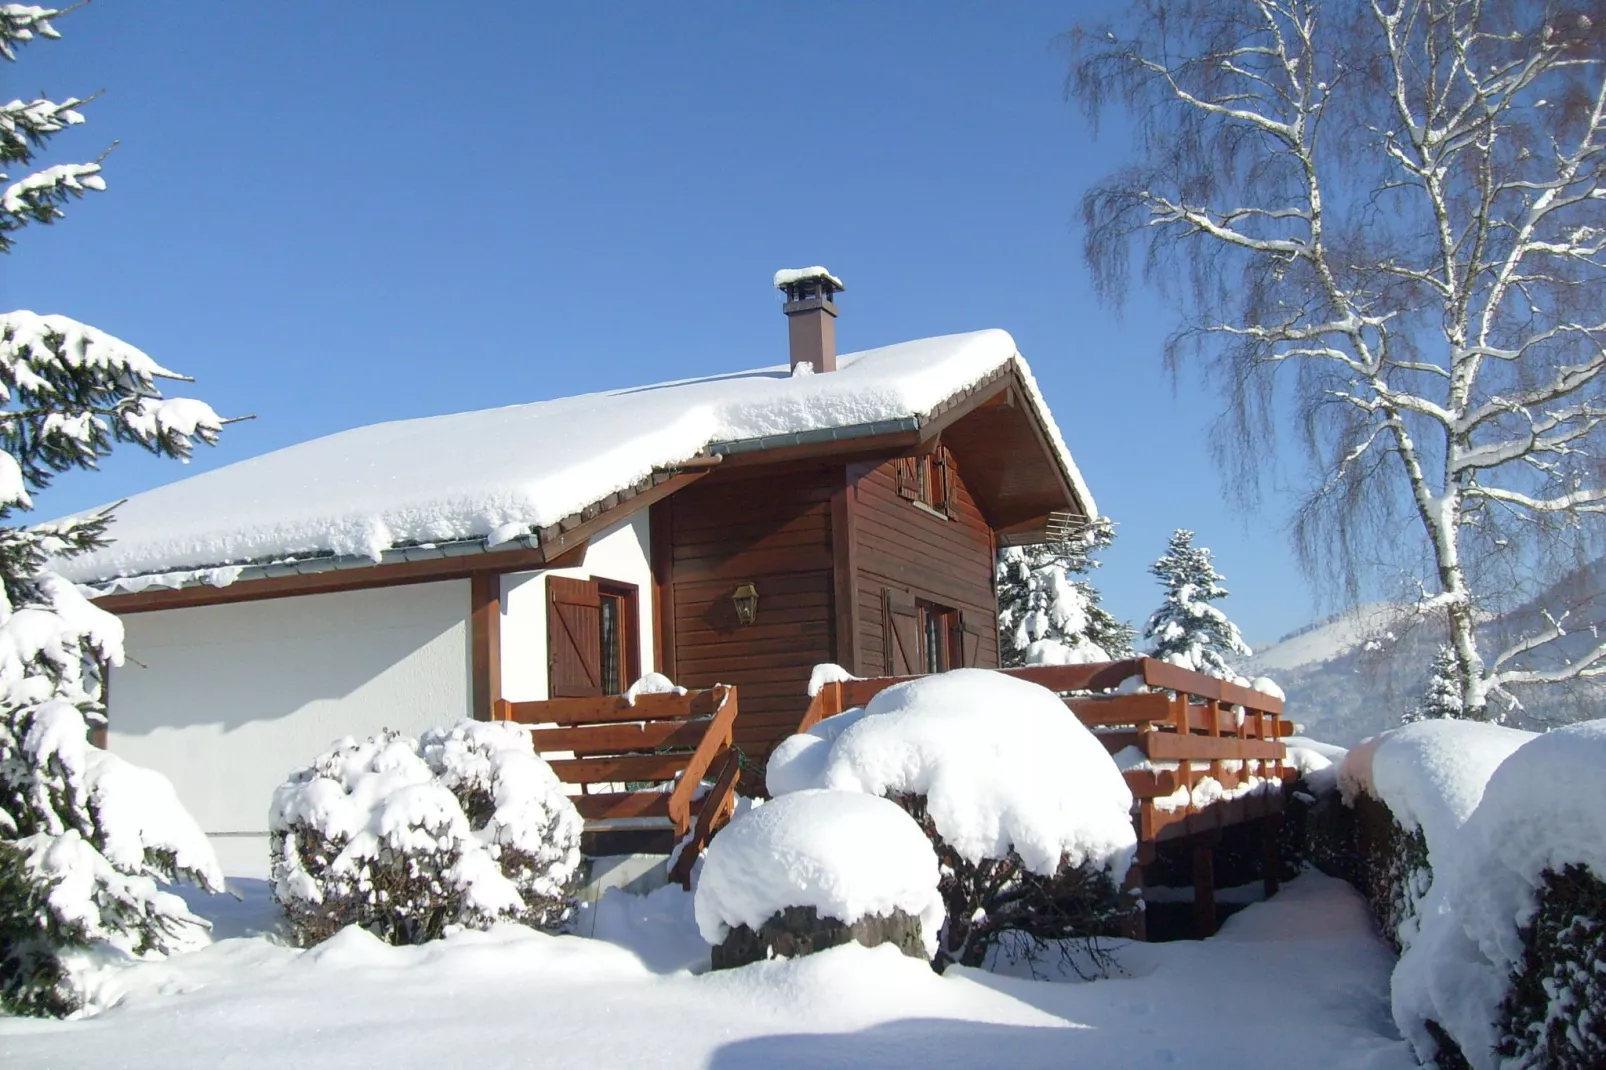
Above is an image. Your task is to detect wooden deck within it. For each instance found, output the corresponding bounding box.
[799,659,1293,937]
[504,660,1291,935]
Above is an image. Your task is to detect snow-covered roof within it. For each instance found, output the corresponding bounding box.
[60,329,1094,589]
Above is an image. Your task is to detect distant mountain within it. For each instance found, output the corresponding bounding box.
[1243,568,1606,747]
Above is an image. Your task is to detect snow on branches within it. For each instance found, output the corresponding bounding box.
[1073,0,1606,718]
[997,516,1134,667]
[269,721,583,948]
[1404,646,1467,723]
[1143,529,1251,682]
[0,7,104,251]
[0,7,230,1017]
[0,694,224,1016]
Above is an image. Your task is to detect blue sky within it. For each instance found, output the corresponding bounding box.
[5,1,1326,645]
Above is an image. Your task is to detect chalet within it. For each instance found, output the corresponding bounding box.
[64,268,1096,856]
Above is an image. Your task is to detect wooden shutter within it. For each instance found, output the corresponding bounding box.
[883,587,920,675]
[547,576,602,698]
[934,448,955,517]
[894,456,920,501]
[956,612,984,668]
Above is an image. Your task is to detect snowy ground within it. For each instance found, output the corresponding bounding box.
[0,870,1413,1069]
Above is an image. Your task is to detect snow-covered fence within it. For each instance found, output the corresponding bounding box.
[493,685,742,887]
[799,658,1292,939]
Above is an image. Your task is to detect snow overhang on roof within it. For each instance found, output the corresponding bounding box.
[57,329,1095,594]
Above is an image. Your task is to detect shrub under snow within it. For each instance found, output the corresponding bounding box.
[1338,719,1533,951]
[1392,720,1606,1070]
[270,720,582,947]
[694,789,945,960]
[767,669,1136,967]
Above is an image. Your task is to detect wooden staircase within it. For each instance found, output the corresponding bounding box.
[493,685,743,887]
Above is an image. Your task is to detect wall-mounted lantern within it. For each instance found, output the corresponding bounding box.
[732,582,759,626]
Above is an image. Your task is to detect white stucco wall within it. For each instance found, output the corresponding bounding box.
[500,511,655,701]
[109,580,472,835]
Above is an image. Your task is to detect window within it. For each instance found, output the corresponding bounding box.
[885,588,978,676]
[547,575,640,698]
[920,601,960,674]
[895,447,954,517]
[596,582,636,696]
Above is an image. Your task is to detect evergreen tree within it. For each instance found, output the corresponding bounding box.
[0,7,228,1017]
[997,516,1135,667]
[1143,529,1251,680]
[1404,646,1465,724]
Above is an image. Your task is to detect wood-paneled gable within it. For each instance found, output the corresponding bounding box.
[851,453,999,675]
[657,444,1012,764]
[659,468,839,755]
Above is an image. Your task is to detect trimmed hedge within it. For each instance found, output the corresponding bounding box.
[1496,863,1606,1069]
[1320,779,1606,1069]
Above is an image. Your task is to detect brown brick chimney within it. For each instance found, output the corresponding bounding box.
[775,266,844,374]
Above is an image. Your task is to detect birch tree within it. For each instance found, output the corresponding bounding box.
[1074,0,1606,718]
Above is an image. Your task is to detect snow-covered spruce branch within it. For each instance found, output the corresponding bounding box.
[0,6,107,252]
[0,94,90,163]
[0,5,65,59]
[1,4,232,1017]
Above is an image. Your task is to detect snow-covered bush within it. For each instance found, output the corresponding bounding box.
[1142,529,1250,681]
[0,6,231,1018]
[1392,720,1606,1070]
[270,721,582,947]
[767,669,1137,968]
[1338,720,1532,952]
[996,516,1133,667]
[694,789,944,966]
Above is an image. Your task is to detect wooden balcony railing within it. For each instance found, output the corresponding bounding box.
[798,658,1292,845]
[493,685,742,887]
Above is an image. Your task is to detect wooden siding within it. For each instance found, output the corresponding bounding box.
[852,454,999,675]
[664,468,838,756]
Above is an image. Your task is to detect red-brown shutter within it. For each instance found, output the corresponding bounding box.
[935,448,955,517]
[883,587,920,675]
[956,611,983,668]
[547,575,602,698]
[894,457,920,501]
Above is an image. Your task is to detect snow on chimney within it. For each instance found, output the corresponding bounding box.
[775,266,844,374]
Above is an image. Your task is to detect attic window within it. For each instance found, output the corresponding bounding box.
[895,447,954,517]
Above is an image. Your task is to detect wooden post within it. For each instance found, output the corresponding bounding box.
[469,572,502,721]
[1122,843,1151,941]
[1193,838,1217,939]
[649,499,676,680]
[830,466,860,673]
[1262,813,1283,898]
